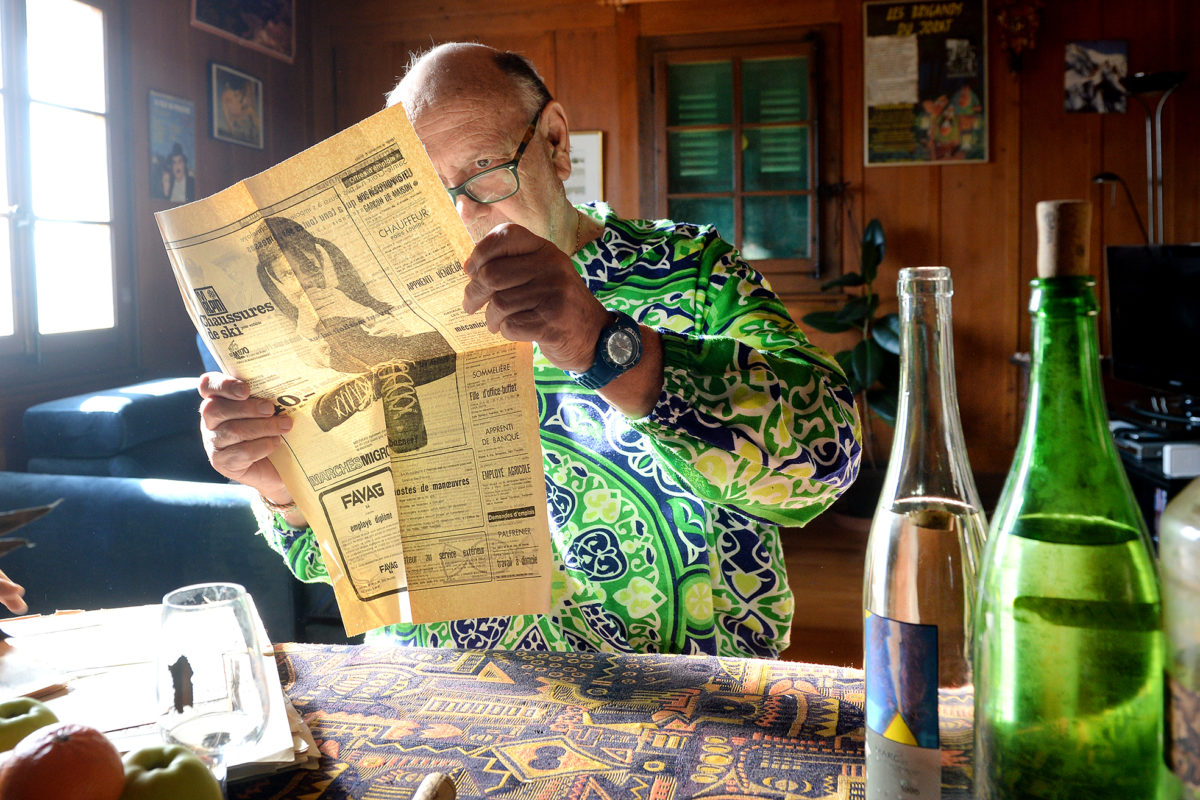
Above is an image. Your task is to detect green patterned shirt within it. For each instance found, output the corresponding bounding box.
[262,203,861,658]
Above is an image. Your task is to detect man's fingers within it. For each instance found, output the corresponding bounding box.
[0,569,27,615]
[200,394,278,431]
[209,435,284,476]
[463,222,541,274]
[198,371,251,400]
[206,415,292,451]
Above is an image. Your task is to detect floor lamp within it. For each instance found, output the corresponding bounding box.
[1121,70,1186,245]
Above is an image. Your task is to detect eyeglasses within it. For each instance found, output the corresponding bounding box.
[445,106,543,205]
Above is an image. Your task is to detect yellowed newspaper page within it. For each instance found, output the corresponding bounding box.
[156,103,550,635]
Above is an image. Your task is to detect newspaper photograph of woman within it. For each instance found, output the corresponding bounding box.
[253,215,456,452]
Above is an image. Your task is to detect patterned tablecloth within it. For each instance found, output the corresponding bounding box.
[230,643,866,799]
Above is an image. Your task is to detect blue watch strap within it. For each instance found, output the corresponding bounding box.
[570,311,642,390]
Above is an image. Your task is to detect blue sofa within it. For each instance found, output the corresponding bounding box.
[0,471,302,642]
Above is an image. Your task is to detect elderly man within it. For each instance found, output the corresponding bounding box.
[200,42,860,658]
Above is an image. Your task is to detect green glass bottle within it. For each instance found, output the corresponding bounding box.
[974,200,1165,799]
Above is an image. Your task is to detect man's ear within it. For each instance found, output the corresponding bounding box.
[541,101,573,182]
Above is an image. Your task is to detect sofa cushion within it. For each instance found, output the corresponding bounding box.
[23,377,201,459]
[27,433,219,483]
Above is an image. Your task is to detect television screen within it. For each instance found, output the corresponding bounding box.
[1104,245,1200,419]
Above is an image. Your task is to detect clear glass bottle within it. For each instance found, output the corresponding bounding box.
[974,200,1166,799]
[863,266,987,800]
[1163,476,1200,799]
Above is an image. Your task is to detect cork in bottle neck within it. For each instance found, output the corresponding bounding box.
[1035,200,1091,278]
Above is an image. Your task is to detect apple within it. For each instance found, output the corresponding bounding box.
[119,745,222,800]
[0,697,58,752]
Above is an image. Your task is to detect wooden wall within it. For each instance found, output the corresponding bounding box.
[0,0,315,469]
[309,0,1200,476]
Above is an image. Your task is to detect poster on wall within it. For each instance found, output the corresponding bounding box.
[191,0,295,63]
[149,91,196,204]
[864,0,987,165]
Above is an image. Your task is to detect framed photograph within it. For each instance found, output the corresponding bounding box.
[1065,40,1128,113]
[210,63,264,149]
[863,0,987,165]
[149,91,196,203]
[191,0,295,63]
[564,131,604,204]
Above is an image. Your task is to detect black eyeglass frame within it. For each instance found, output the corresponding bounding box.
[445,105,546,205]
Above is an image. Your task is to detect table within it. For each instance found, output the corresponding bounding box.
[231,643,867,799]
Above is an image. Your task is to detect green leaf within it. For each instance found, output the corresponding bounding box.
[801,310,854,334]
[837,295,875,326]
[867,386,898,426]
[834,350,863,393]
[820,272,865,291]
[872,312,901,355]
[861,219,885,284]
[851,338,885,388]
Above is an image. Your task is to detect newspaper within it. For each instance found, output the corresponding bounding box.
[155,103,551,636]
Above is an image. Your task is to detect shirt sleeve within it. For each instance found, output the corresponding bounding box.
[257,508,332,585]
[627,233,861,527]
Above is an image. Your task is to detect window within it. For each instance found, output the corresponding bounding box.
[645,29,841,296]
[0,0,129,370]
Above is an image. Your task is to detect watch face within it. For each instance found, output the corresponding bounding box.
[605,330,638,366]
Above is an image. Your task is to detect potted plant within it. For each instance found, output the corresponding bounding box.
[802,219,900,514]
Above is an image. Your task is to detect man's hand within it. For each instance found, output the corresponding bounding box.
[461,222,664,418]
[198,373,292,502]
[462,223,608,372]
[0,568,26,614]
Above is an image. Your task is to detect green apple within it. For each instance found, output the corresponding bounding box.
[0,697,58,752]
[119,745,223,800]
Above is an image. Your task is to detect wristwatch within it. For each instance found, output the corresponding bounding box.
[571,311,643,390]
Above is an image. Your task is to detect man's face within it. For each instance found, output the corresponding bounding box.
[171,154,187,180]
[412,96,559,244]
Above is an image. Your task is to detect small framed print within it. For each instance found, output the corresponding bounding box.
[564,130,604,204]
[210,63,263,149]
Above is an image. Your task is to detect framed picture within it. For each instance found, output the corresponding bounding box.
[191,0,295,63]
[210,63,264,149]
[1065,40,1128,113]
[863,0,987,165]
[149,91,196,203]
[564,131,604,204]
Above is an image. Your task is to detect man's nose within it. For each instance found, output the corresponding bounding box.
[453,194,492,237]
[454,193,483,218]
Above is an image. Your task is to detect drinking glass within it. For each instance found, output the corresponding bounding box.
[156,582,271,793]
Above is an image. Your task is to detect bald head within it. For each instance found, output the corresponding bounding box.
[387,43,551,122]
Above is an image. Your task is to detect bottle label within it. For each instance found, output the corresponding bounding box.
[865,613,941,799]
[866,727,941,799]
[866,613,940,747]
[1168,672,1200,793]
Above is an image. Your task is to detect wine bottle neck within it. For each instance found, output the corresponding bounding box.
[1008,277,1145,530]
[884,268,979,509]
